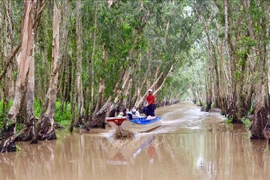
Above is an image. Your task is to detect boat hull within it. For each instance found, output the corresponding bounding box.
[106,117,127,128]
[121,117,162,133]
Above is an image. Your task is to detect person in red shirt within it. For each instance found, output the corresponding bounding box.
[145,88,156,116]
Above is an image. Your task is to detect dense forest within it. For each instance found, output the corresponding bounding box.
[0,0,270,152]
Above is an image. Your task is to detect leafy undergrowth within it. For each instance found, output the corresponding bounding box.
[36,100,72,128]
[0,100,72,130]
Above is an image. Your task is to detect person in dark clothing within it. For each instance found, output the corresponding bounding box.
[123,109,127,116]
[145,89,156,116]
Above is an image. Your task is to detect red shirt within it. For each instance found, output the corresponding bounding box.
[146,94,155,105]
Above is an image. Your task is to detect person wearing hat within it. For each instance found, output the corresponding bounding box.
[145,88,156,117]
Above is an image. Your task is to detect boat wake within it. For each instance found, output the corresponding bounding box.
[88,102,226,138]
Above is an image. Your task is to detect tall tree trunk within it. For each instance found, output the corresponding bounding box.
[69,56,77,132]
[0,0,34,152]
[94,44,108,114]
[16,51,35,141]
[0,1,3,102]
[225,0,237,121]
[122,69,134,108]
[206,33,213,111]
[1,0,8,117]
[212,40,221,108]
[251,4,268,139]
[251,81,268,139]
[218,40,227,114]
[2,0,14,121]
[224,0,231,84]
[74,0,84,126]
[83,45,111,130]
[266,2,270,110]
[94,79,106,114]
[16,0,47,141]
[89,3,98,119]
[5,0,14,100]
[31,3,60,143]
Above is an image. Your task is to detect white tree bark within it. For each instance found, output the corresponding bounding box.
[45,4,61,117]
[8,0,34,123]
[32,4,60,142]
[76,0,84,118]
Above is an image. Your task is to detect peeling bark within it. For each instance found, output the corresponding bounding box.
[251,4,268,138]
[4,0,14,100]
[251,83,268,139]
[0,0,34,152]
[16,51,35,141]
[32,4,60,143]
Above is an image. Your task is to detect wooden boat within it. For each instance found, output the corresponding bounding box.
[106,114,162,133]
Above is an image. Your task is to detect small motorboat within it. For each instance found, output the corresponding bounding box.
[122,115,162,133]
[106,114,162,134]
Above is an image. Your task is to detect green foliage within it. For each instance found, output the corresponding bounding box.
[241,117,252,129]
[233,70,242,81]
[248,104,253,115]
[123,23,132,38]
[0,100,13,121]
[236,50,246,60]
[34,100,41,118]
[238,36,256,48]
[218,32,225,39]
[0,100,71,129]
[16,123,24,132]
[225,117,233,124]
[54,101,72,127]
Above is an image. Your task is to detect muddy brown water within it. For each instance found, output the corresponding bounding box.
[1,101,270,180]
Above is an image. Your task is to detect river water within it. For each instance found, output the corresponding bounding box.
[1,101,270,180]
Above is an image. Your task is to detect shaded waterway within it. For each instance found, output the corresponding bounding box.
[1,101,270,180]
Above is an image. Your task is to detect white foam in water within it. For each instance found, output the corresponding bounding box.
[99,129,117,138]
[161,119,187,125]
